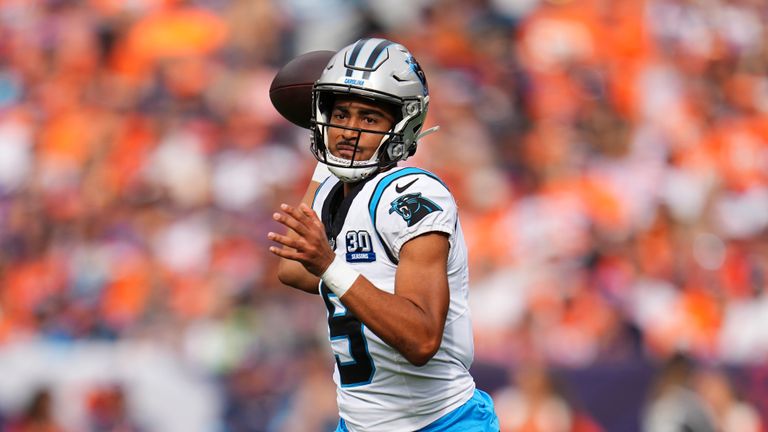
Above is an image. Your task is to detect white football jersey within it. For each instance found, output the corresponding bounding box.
[312,166,476,431]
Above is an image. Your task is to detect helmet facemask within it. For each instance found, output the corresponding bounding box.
[311,91,404,183]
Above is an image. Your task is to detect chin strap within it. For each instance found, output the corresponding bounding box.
[416,125,440,140]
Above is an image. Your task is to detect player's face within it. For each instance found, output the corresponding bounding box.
[328,97,395,162]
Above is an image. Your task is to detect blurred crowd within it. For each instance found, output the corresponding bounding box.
[0,0,766,430]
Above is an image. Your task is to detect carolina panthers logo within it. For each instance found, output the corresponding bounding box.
[405,55,428,94]
[389,193,442,226]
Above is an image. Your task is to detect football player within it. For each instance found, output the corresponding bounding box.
[268,38,500,431]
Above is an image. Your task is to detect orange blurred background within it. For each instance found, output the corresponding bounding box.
[0,0,766,431]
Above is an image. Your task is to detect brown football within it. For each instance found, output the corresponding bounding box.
[269,50,336,129]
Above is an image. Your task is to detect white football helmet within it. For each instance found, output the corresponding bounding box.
[310,38,434,183]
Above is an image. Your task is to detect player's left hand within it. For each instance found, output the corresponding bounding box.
[268,203,335,277]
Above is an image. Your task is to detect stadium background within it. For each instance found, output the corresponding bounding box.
[0,0,766,431]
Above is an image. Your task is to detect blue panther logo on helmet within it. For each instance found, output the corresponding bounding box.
[405,55,428,94]
[389,193,442,227]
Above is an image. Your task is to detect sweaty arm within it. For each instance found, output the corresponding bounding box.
[268,202,450,366]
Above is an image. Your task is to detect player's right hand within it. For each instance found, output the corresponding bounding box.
[268,203,335,277]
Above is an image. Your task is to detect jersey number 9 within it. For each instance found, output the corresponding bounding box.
[321,282,376,386]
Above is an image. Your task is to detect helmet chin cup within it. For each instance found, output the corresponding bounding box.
[324,151,379,183]
[328,164,378,183]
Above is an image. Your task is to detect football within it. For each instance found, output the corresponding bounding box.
[270,50,336,129]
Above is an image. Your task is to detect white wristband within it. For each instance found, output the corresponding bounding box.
[321,256,359,298]
[312,162,331,183]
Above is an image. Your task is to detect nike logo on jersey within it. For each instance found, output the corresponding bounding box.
[395,178,419,193]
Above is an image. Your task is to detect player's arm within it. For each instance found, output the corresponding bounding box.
[274,177,323,294]
[268,203,449,366]
[336,232,449,366]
